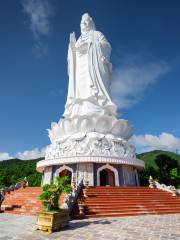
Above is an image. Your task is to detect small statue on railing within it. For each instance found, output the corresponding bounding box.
[170,186,177,197]
[149,176,156,188]
[84,179,89,189]
[22,177,29,188]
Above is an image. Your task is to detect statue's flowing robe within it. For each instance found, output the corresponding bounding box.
[64,30,117,118]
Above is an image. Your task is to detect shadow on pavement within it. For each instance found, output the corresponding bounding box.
[62,219,116,231]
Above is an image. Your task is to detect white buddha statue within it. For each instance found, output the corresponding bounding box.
[63,13,117,118]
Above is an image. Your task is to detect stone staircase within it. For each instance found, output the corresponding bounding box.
[2,186,180,218]
[1,187,42,216]
[71,187,180,218]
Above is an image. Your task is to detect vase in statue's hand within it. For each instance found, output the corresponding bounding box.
[69,32,76,50]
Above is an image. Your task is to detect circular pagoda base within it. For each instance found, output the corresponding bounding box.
[37,156,144,187]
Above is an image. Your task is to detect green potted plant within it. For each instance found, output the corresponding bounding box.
[36,176,72,233]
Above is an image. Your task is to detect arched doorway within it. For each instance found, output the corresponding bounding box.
[100,168,115,186]
[97,164,119,186]
[59,169,72,185]
[55,165,73,185]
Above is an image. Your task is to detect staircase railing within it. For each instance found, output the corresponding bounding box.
[0,177,29,211]
[149,176,179,196]
[60,179,84,213]
[0,177,29,194]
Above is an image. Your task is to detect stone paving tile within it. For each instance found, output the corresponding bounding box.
[0,213,180,240]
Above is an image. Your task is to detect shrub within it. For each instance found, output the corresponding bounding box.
[39,176,72,211]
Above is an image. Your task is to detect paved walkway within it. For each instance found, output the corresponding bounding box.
[0,213,180,240]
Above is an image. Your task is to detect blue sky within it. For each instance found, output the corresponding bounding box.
[0,0,180,160]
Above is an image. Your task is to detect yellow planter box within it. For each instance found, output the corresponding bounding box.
[36,209,69,233]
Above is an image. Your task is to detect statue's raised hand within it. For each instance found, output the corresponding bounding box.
[70,32,76,46]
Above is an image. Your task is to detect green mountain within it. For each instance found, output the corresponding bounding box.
[137,150,180,169]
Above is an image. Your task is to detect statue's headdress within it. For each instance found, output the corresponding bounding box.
[81,13,96,30]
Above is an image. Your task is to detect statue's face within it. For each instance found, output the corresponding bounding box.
[80,17,92,32]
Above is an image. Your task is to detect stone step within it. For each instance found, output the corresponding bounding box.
[85,202,180,207]
[86,206,180,211]
[84,210,180,218]
[85,198,180,202]
[86,188,167,191]
[85,197,176,201]
[86,194,172,198]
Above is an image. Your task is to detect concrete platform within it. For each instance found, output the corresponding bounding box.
[0,213,180,240]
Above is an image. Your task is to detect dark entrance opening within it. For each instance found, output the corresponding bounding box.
[59,169,72,185]
[100,168,115,186]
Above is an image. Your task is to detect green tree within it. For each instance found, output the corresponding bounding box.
[155,154,179,186]
[170,168,180,187]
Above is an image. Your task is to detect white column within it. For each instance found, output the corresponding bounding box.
[42,166,52,185]
[76,163,94,186]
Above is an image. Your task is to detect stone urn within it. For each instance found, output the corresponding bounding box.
[78,200,85,216]
[36,209,69,234]
[83,188,88,198]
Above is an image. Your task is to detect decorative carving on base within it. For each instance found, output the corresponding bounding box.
[45,132,136,161]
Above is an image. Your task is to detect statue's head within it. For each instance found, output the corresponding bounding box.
[80,13,96,33]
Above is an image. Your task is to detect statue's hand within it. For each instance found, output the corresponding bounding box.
[70,32,76,45]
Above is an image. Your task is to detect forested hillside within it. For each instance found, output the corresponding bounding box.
[137,150,180,168]
[0,158,43,188]
[137,151,180,187]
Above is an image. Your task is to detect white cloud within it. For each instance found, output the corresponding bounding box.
[0,147,46,161]
[22,0,53,38]
[0,152,13,161]
[132,132,180,153]
[111,57,170,109]
[16,147,46,160]
[22,0,53,56]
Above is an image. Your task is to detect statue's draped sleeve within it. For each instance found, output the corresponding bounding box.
[88,31,116,112]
